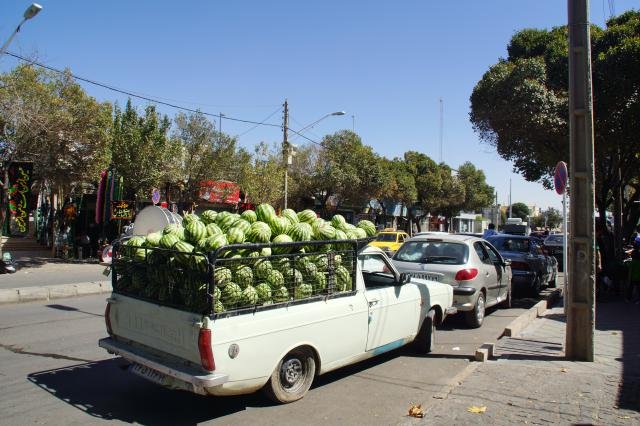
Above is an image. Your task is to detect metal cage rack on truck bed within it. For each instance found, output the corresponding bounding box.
[111,238,374,317]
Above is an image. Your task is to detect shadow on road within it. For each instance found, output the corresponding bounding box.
[27,359,273,425]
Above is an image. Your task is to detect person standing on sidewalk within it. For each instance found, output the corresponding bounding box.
[482,223,498,239]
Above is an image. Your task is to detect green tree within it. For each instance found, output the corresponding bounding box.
[238,142,284,207]
[510,202,530,222]
[111,100,178,200]
[455,162,495,212]
[469,11,640,255]
[0,65,111,234]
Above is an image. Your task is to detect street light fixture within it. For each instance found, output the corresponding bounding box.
[0,3,43,59]
[283,107,346,209]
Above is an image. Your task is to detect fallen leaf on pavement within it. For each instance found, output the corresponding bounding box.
[408,404,424,418]
[560,368,568,373]
[432,395,444,399]
[467,405,487,414]
[618,415,630,419]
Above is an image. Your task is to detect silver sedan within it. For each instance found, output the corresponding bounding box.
[391,234,512,328]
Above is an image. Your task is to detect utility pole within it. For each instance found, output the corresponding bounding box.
[566,0,595,361]
[282,99,289,210]
[439,98,444,163]
[509,178,512,218]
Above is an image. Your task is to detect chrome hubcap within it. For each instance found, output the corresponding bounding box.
[477,296,485,323]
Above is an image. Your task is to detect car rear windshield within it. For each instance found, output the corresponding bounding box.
[394,241,468,265]
[489,237,530,253]
[375,233,397,242]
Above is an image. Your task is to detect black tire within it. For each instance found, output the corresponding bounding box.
[500,285,512,309]
[263,347,316,404]
[465,292,485,328]
[413,309,436,354]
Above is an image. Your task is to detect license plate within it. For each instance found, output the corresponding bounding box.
[411,273,441,282]
[129,363,168,386]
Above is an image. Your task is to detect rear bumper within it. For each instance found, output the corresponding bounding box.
[99,337,228,395]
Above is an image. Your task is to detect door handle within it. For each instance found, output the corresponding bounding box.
[368,299,379,306]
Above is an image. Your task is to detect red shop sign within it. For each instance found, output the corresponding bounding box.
[198,180,240,204]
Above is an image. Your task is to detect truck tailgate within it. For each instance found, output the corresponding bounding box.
[107,294,203,366]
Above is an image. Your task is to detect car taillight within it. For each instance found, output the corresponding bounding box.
[455,268,478,281]
[198,328,215,371]
[104,303,113,335]
[510,261,530,271]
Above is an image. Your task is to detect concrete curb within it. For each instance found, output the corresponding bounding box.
[503,287,562,338]
[0,281,112,305]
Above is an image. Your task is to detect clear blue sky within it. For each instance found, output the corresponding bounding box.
[2,0,638,212]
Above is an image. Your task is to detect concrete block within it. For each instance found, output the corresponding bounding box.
[475,347,489,362]
[0,289,20,304]
[504,305,540,337]
[535,300,548,316]
[18,287,50,302]
[48,284,79,299]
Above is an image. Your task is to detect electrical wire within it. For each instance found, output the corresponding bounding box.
[5,51,282,129]
[236,106,283,138]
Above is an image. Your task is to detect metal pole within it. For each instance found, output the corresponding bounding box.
[563,190,569,310]
[283,100,289,210]
[566,0,596,361]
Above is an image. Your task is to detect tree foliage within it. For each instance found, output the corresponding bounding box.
[510,202,530,222]
[470,10,640,244]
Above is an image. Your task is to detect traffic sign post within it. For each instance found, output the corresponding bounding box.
[554,161,568,195]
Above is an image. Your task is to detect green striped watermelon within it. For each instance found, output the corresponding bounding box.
[330,214,346,229]
[241,209,257,223]
[246,221,272,243]
[204,234,228,251]
[289,222,312,242]
[271,234,293,254]
[174,241,195,265]
[185,221,207,244]
[297,209,317,224]
[356,219,376,237]
[200,210,218,225]
[269,216,291,236]
[206,223,223,237]
[256,203,277,223]
[281,208,299,225]
[226,227,245,244]
[159,233,180,249]
[255,282,272,303]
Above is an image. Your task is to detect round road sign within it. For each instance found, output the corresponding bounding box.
[554,161,568,195]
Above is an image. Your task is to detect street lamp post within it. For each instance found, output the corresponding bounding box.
[282,104,345,209]
[0,4,43,59]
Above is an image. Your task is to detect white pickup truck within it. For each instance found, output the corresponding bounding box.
[99,240,454,403]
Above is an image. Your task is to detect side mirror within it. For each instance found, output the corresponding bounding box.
[398,272,412,285]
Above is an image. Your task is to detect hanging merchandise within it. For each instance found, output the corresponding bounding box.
[95,170,107,224]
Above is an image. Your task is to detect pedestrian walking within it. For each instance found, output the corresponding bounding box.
[482,223,497,239]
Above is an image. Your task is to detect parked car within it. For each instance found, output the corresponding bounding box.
[391,234,512,328]
[543,234,565,272]
[485,234,554,296]
[369,230,410,255]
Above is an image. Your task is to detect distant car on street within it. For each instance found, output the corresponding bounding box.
[392,234,512,328]
[368,230,409,255]
[543,234,565,272]
[485,234,555,296]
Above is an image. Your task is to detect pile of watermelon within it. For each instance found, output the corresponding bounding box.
[114,203,377,314]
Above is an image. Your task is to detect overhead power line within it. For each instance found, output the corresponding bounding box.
[5,51,282,129]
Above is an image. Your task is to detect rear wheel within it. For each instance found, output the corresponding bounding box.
[263,347,316,403]
[465,292,485,328]
[414,309,436,354]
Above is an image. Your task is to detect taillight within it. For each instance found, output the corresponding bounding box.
[455,268,478,281]
[198,328,215,371]
[510,261,530,271]
[104,303,113,335]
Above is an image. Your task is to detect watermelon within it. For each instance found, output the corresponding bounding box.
[269,216,291,236]
[311,271,327,293]
[241,285,259,305]
[285,268,303,287]
[300,261,318,278]
[246,221,271,243]
[213,286,221,301]
[255,282,272,303]
[213,299,225,313]
[255,259,273,280]
[204,234,228,252]
[205,223,223,237]
[185,220,207,244]
[273,286,290,303]
[218,214,239,232]
[256,203,277,223]
[232,219,251,234]
[213,267,232,286]
[241,209,257,223]
[353,227,368,239]
[297,209,317,224]
[330,214,346,229]
[336,265,352,291]
[173,241,195,265]
[289,222,312,242]
[163,223,182,236]
[145,232,162,247]
[294,283,313,299]
[200,210,218,225]
[271,234,293,254]
[313,223,337,241]
[266,269,284,289]
[221,282,243,306]
[234,265,254,289]
[357,219,376,237]
[281,208,299,225]
[226,227,245,244]
[182,211,201,224]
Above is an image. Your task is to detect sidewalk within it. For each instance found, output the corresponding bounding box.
[412,298,640,425]
[0,250,111,304]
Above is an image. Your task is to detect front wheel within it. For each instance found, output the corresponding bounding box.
[263,347,316,404]
[413,309,436,354]
[465,292,485,328]
[500,285,512,309]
